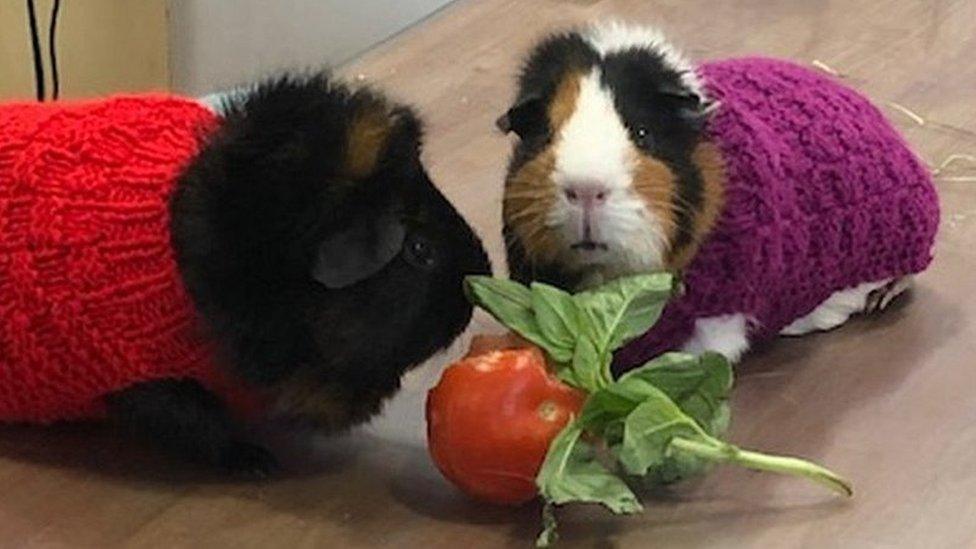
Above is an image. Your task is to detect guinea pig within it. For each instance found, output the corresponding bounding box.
[0,72,490,475]
[497,22,939,367]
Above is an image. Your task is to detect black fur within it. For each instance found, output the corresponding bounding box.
[501,33,599,290]
[107,72,490,472]
[600,49,707,257]
[502,33,598,173]
[105,378,278,477]
[501,30,709,288]
[504,224,584,289]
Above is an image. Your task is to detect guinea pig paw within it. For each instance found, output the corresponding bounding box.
[219,440,280,479]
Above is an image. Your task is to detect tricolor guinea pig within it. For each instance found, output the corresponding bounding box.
[498,23,939,367]
[0,72,490,475]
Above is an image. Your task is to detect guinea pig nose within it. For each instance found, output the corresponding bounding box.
[564,185,609,206]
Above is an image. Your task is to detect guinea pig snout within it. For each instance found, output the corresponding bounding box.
[564,184,608,208]
[563,183,611,249]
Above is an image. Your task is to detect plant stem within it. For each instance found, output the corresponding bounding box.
[599,355,614,389]
[536,502,559,548]
[669,437,853,497]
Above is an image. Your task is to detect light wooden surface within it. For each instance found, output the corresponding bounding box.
[2,0,976,547]
[0,0,168,101]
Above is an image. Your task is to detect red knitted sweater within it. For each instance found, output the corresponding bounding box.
[0,96,257,423]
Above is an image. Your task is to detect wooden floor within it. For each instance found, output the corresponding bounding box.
[3,0,976,547]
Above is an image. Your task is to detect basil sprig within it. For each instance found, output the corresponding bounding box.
[465,275,852,547]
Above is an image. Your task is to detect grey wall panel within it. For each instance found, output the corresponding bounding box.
[167,0,454,95]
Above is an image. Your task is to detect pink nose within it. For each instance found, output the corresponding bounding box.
[564,185,609,211]
[564,185,609,245]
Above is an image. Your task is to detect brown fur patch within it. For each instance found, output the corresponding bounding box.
[501,72,585,265]
[630,150,680,245]
[547,71,583,131]
[503,148,561,265]
[343,101,393,179]
[668,141,727,269]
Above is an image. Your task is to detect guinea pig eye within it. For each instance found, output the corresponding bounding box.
[403,234,437,270]
[631,126,653,150]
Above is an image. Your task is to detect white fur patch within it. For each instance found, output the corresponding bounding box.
[682,314,750,363]
[780,279,893,336]
[197,86,253,115]
[549,69,668,276]
[552,69,633,194]
[583,21,704,100]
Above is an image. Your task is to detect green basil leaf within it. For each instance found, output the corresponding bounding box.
[531,282,579,352]
[573,273,675,354]
[577,382,657,444]
[707,399,732,438]
[576,378,666,441]
[464,276,534,327]
[571,334,608,393]
[556,366,584,389]
[465,275,533,307]
[546,345,574,365]
[580,371,721,485]
[579,372,685,431]
[578,389,639,430]
[536,423,642,515]
[618,352,733,435]
[603,354,733,485]
[602,419,626,449]
[641,449,715,486]
[618,386,705,476]
[464,276,567,361]
[604,376,664,407]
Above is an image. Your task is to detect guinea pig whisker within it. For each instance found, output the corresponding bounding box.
[647,198,697,225]
[636,199,681,222]
[503,189,554,199]
[503,196,555,207]
[507,221,555,252]
[506,195,550,207]
[504,207,549,225]
[668,195,701,215]
[511,222,548,243]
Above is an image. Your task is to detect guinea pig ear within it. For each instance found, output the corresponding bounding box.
[657,83,702,108]
[496,95,547,139]
[311,210,406,289]
[658,84,707,116]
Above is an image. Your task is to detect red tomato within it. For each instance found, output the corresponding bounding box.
[465,332,533,357]
[426,346,586,505]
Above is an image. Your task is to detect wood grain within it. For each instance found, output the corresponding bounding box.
[1,0,975,547]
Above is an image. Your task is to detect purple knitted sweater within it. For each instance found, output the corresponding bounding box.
[617,58,940,366]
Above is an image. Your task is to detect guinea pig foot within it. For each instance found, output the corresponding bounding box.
[865,277,913,314]
[218,440,280,479]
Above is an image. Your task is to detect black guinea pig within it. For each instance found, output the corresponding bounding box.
[0,72,490,476]
[169,72,492,470]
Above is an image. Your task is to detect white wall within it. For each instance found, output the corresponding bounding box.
[167,0,454,96]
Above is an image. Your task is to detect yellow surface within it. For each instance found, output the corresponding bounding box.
[0,0,168,100]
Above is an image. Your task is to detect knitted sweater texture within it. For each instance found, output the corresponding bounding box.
[0,96,249,422]
[618,58,940,366]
